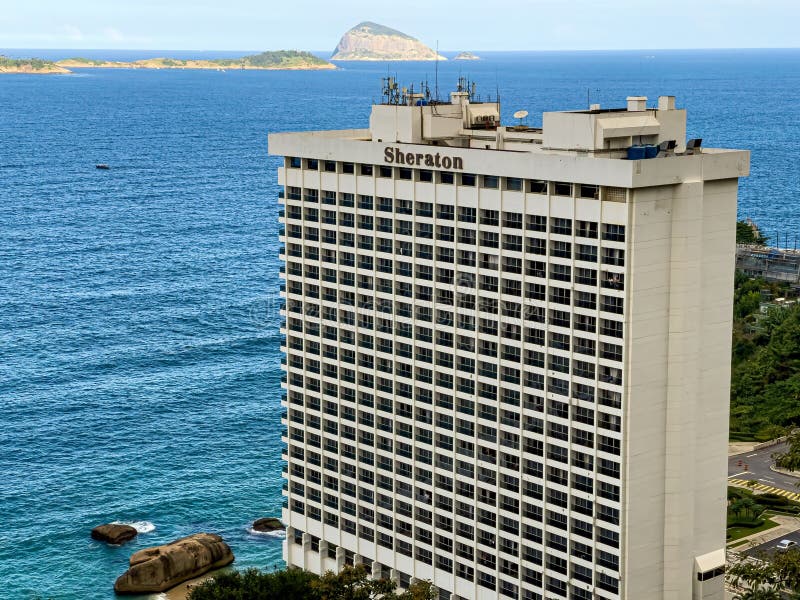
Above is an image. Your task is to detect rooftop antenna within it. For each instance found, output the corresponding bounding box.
[434,40,440,101]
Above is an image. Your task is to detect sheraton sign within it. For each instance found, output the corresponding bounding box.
[384,147,464,171]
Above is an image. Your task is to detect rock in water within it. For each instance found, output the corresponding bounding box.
[113,533,234,594]
[331,22,446,61]
[252,517,285,532]
[91,524,138,545]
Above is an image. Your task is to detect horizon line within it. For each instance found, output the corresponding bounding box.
[2,46,800,54]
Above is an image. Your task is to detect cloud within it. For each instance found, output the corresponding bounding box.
[62,24,84,41]
[102,27,126,42]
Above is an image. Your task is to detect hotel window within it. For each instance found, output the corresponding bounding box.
[551,218,572,236]
[289,156,301,168]
[502,212,523,229]
[481,175,499,189]
[526,260,546,278]
[437,226,455,242]
[480,209,499,226]
[323,160,336,172]
[576,220,598,238]
[602,270,625,290]
[528,179,548,194]
[339,192,354,208]
[418,170,433,182]
[601,295,624,315]
[527,238,546,255]
[579,184,599,199]
[378,166,392,178]
[458,207,477,223]
[551,240,571,258]
[342,162,354,174]
[399,168,412,180]
[439,171,455,184]
[554,181,572,196]
[460,173,476,186]
[377,197,392,212]
[602,247,625,266]
[416,201,434,218]
[526,214,547,232]
[576,244,597,262]
[550,264,571,282]
[437,204,454,220]
[359,164,373,176]
[505,177,523,192]
[603,223,626,242]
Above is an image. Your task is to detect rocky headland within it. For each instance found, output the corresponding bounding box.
[58,51,335,71]
[114,533,234,595]
[331,22,446,61]
[0,56,69,74]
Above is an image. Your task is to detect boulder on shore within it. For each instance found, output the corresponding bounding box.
[91,524,138,545]
[114,533,234,595]
[252,517,285,532]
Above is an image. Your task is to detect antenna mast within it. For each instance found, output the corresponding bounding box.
[434,41,440,101]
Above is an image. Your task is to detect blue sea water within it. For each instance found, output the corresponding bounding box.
[0,49,799,600]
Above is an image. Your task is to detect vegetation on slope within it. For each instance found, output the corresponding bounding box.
[730,269,800,438]
[188,565,435,600]
[349,21,415,40]
[58,51,333,70]
[737,220,769,245]
[0,55,68,73]
[238,50,331,68]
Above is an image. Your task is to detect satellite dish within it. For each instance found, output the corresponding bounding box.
[513,110,528,119]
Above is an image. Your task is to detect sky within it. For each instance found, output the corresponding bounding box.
[1,0,798,52]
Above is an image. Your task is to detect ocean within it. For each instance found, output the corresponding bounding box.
[0,49,798,600]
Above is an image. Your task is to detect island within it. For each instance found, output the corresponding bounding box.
[453,51,481,61]
[331,22,446,61]
[0,56,70,74]
[57,51,336,71]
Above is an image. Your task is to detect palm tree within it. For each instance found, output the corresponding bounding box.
[735,586,781,600]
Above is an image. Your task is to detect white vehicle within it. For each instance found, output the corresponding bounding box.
[776,539,797,551]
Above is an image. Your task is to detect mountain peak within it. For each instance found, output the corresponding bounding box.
[331,22,446,61]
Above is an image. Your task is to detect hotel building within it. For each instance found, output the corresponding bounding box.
[269,82,749,600]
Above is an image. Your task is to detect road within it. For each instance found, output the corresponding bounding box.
[729,443,800,493]
[742,529,800,559]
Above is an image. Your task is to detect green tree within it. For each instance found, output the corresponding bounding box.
[773,548,800,590]
[774,431,800,472]
[735,587,781,600]
[189,565,436,600]
[729,548,800,595]
[737,220,768,245]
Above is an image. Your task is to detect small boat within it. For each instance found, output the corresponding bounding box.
[95,164,110,170]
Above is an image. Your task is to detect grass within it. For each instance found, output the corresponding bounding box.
[727,516,780,542]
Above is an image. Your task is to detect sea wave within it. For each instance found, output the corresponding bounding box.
[112,520,156,534]
[247,527,285,539]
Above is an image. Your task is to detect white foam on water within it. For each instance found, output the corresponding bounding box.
[112,520,156,533]
[247,527,286,539]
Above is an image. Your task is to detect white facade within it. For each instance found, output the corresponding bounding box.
[269,88,749,600]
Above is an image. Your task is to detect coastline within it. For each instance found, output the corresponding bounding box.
[0,66,70,74]
[58,61,336,71]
